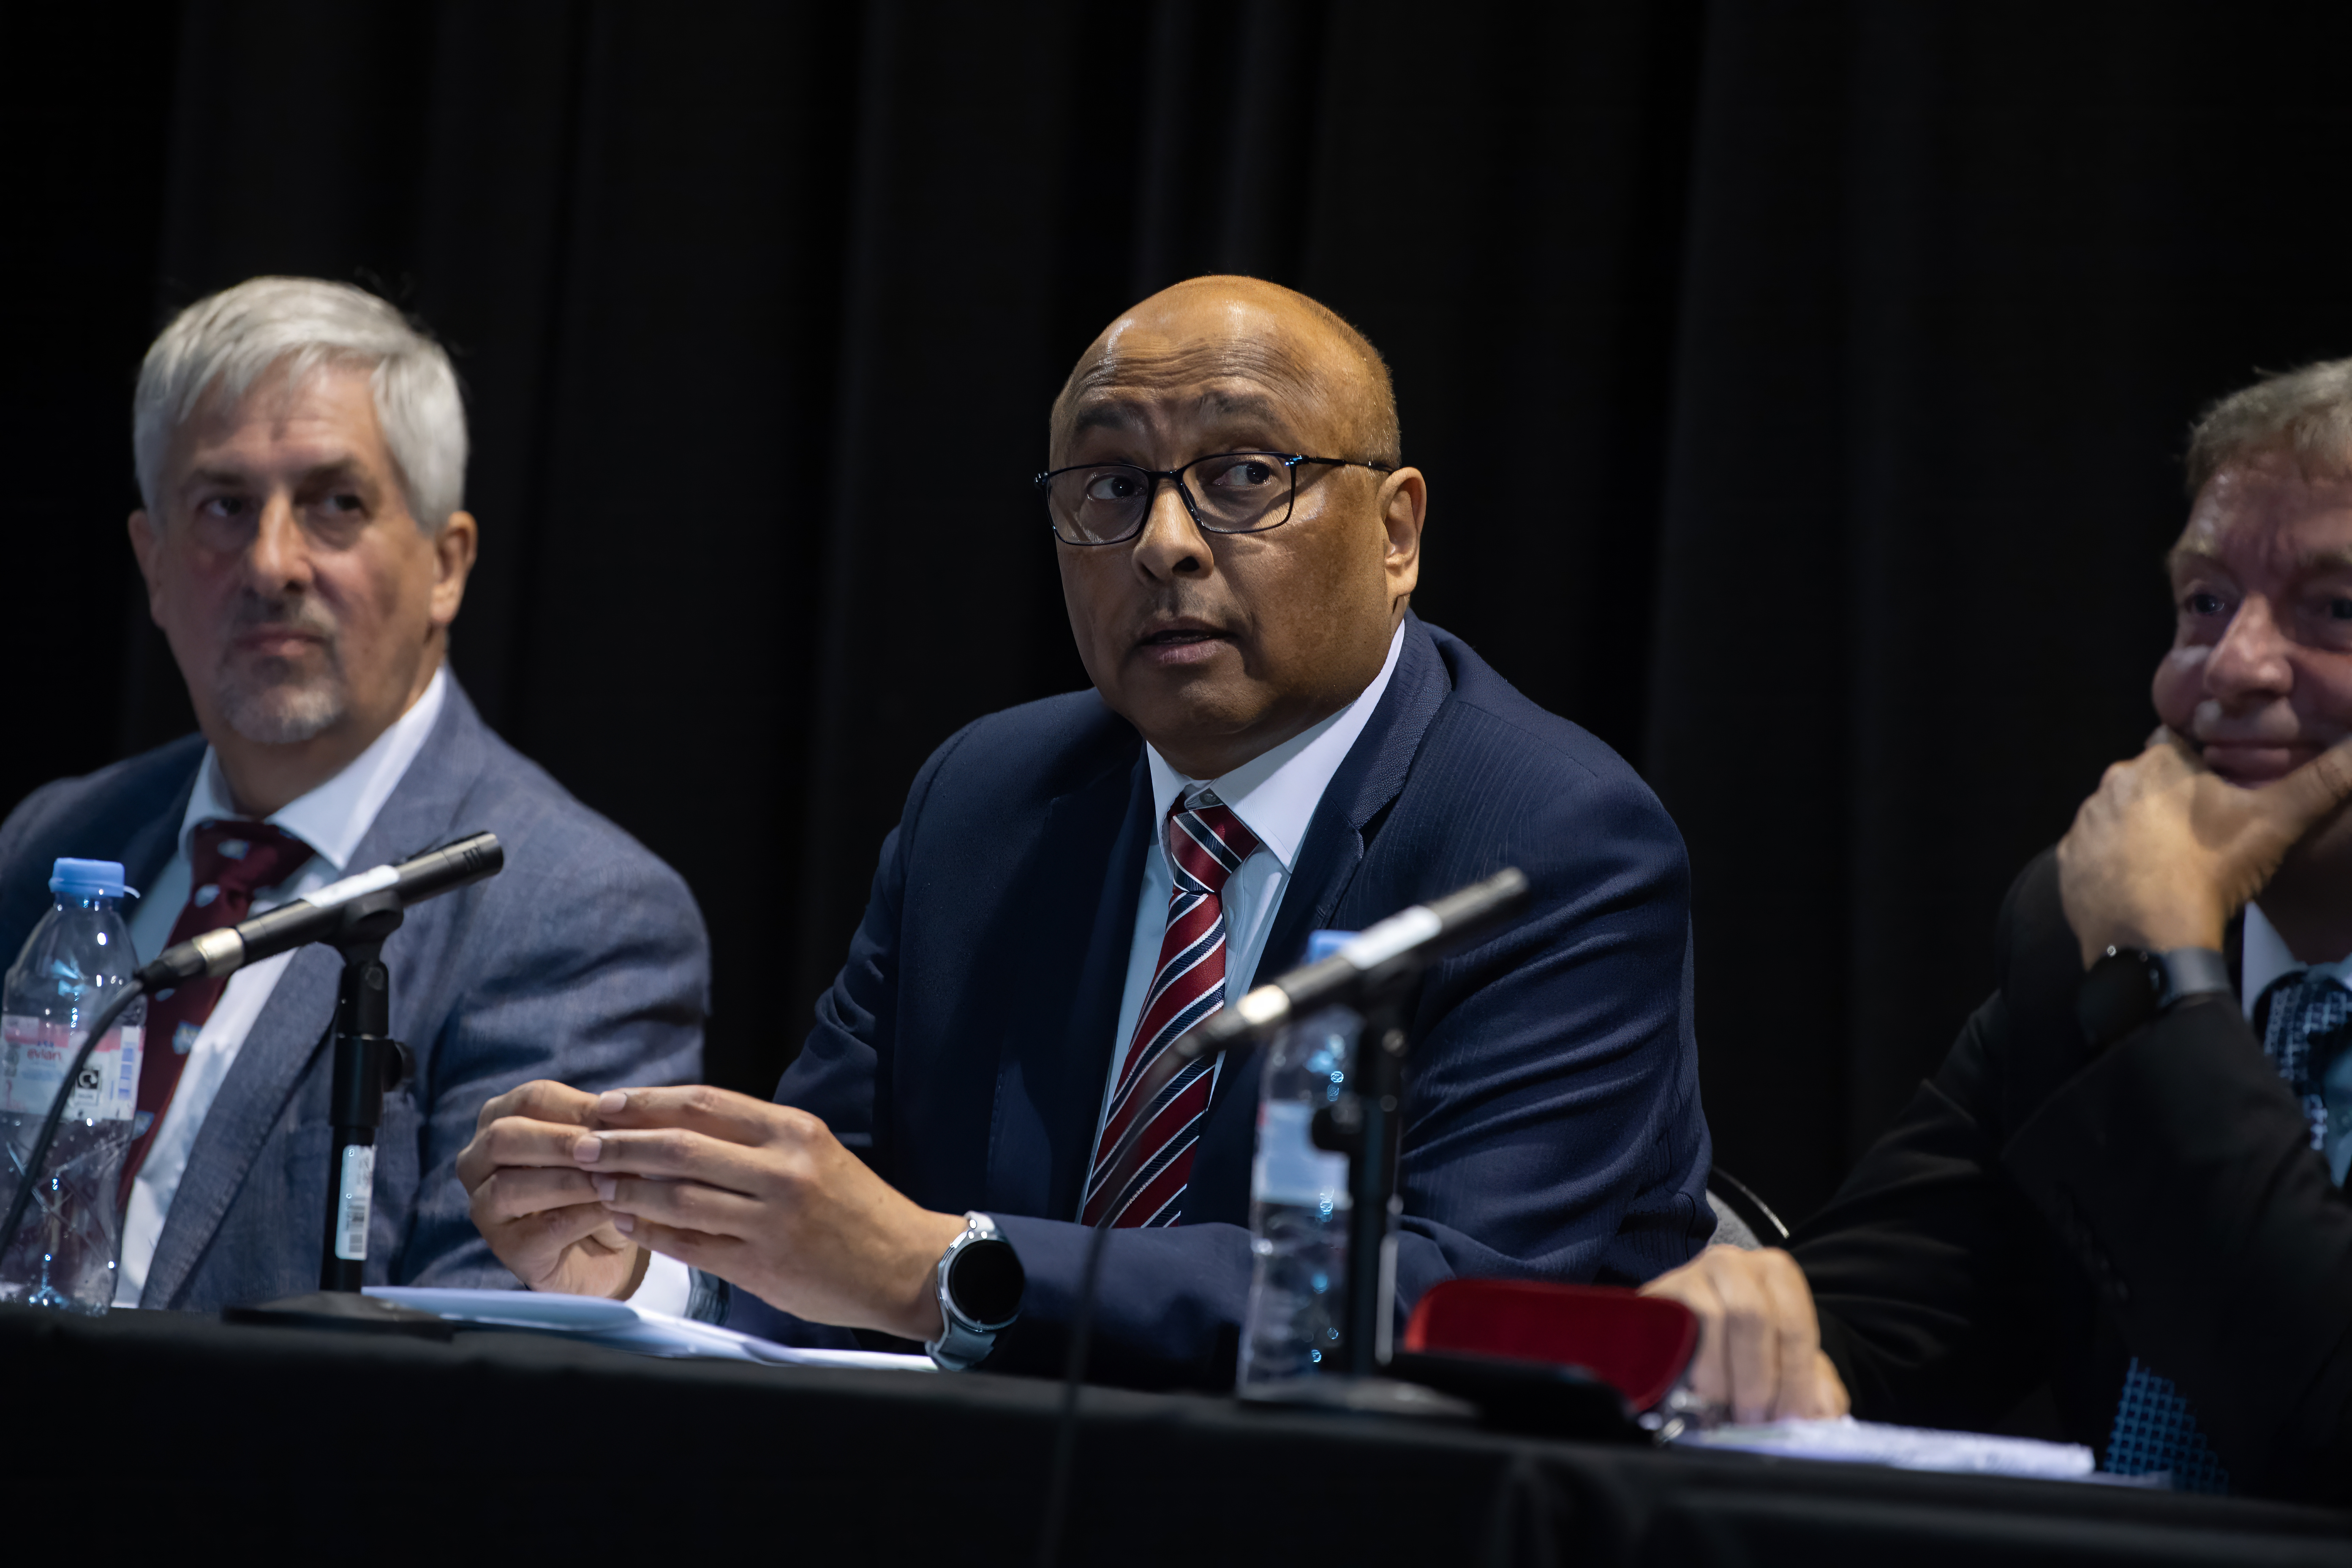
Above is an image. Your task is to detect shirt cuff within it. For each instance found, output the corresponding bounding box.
[626,1252,694,1317]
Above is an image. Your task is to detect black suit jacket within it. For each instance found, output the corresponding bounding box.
[1793,848,2352,1501]
[740,617,1715,1386]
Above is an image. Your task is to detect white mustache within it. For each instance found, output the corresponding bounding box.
[226,594,338,642]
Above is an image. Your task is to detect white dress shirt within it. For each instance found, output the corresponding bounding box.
[2239,902,2352,1185]
[116,668,449,1305]
[1093,621,1407,1162]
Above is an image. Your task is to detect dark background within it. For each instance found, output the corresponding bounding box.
[8,0,2352,1225]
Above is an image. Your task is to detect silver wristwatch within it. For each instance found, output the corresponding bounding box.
[926,1211,1025,1372]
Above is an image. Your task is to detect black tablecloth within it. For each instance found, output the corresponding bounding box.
[5,1304,2345,1565]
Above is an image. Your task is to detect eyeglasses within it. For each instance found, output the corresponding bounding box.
[1034,451,1396,547]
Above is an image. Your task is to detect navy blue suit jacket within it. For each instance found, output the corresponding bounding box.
[753,617,1711,1386]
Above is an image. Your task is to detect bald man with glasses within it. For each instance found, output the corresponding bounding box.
[460,276,1713,1386]
[1038,449,1396,544]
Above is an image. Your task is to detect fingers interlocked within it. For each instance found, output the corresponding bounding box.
[456,1078,645,1297]
[564,1087,821,1259]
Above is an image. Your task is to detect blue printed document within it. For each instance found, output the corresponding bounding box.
[364,1285,934,1372]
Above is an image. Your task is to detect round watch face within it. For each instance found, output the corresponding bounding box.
[947,1238,1026,1328]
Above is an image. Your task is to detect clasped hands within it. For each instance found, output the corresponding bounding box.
[455,1082,966,1340]
[1642,727,2352,1423]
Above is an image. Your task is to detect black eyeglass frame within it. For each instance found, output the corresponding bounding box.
[1033,451,1398,547]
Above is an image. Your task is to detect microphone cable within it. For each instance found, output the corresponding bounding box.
[1032,1081,1155,1568]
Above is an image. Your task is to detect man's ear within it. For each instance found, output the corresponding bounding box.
[1379,467,1426,607]
[429,510,480,629]
[126,509,166,624]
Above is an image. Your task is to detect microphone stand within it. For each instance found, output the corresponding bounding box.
[222,888,443,1337]
[1033,870,1528,1568]
[1277,991,1445,1401]
[1331,1002,1407,1377]
[317,890,411,1292]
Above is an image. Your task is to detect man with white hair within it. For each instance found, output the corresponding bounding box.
[1642,358,2352,1502]
[0,277,708,1310]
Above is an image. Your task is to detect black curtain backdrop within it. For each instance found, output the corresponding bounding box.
[9,0,2352,1223]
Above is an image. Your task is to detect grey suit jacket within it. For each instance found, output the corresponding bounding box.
[0,676,708,1309]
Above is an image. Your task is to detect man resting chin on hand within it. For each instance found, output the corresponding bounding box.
[1645,358,2352,1503]
[1647,728,2352,1431]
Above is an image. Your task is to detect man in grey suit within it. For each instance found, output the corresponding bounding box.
[0,277,706,1311]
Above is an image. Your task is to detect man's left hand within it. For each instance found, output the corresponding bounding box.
[1640,1245,1849,1424]
[2057,728,2352,966]
[573,1086,967,1340]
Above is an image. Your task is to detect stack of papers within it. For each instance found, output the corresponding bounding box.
[365,1285,934,1372]
[1674,1415,2097,1480]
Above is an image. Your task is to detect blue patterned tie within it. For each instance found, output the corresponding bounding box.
[2260,970,2349,1155]
[2102,968,2352,1492]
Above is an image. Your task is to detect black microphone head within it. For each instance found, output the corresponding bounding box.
[454,832,503,879]
[1170,1004,1253,1067]
[1424,867,1530,932]
[396,831,505,903]
[1127,1009,1257,1113]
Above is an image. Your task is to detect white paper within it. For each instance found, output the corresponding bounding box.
[1673,1415,2096,1480]
[365,1285,935,1372]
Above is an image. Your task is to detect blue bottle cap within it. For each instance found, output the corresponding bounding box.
[49,858,133,900]
[1307,929,1359,964]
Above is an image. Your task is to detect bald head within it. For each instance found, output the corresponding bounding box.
[1050,276,1400,467]
[1044,275,1428,780]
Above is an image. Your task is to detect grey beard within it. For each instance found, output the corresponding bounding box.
[216,659,348,745]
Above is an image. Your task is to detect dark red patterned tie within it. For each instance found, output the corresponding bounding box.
[121,820,314,1199]
[1082,789,1260,1228]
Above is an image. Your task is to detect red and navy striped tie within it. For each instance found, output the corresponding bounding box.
[1081,789,1260,1228]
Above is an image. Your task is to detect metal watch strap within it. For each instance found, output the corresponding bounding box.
[926,1211,1010,1372]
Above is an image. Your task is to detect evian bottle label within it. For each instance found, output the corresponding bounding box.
[0,1014,143,1121]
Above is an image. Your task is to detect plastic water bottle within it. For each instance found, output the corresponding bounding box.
[0,859,147,1313]
[1236,931,1359,1390]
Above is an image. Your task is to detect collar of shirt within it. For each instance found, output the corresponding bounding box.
[1093,621,1409,1178]
[2239,902,2352,1021]
[1142,620,1406,863]
[177,664,449,875]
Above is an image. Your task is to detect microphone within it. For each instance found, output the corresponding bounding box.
[136,831,505,987]
[1165,866,1530,1073]
[1033,865,1536,1559]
